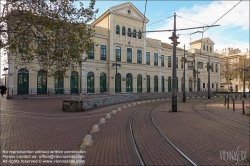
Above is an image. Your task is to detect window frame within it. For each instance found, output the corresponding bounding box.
[127,47,132,63]
[100,45,106,60]
[154,53,158,66]
[168,56,171,68]
[88,43,94,59]
[116,25,120,34]
[137,50,142,64]
[146,52,150,65]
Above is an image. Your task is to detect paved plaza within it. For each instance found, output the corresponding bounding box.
[0,94,249,166]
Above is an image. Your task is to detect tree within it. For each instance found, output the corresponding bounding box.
[220,57,238,89]
[0,0,98,77]
[235,56,250,88]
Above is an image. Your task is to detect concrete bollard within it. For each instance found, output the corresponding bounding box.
[137,102,141,104]
[82,135,93,147]
[128,104,131,107]
[142,101,145,103]
[133,103,136,106]
[123,106,127,109]
[117,108,122,111]
[111,110,117,114]
[105,113,111,118]
[90,124,100,134]
[98,118,106,125]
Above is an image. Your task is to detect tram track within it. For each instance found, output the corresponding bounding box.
[130,101,197,166]
[192,100,250,135]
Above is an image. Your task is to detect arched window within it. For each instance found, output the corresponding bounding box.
[37,69,47,94]
[137,74,142,93]
[18,68,29,94]
[116,25,120,34]
[128,28,131,37]
[147,75,150,92]
[122,27,126,36]
[87,72,94,93]
[154,75,158,92]
[70,71,78,94]
[100,72,106,93]
[126,73,133,92]
[133,29,136,38]
[161,76,164,92]
[138,31,142,39]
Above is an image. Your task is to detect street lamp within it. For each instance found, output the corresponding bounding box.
[206,56,212,99]
[169,13,180,112]
[181,45,187,102]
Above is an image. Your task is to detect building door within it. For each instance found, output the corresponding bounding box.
[147,75,150,92]
[115,73,121,93]
[168,76,171,92]
[18,68,29,94]
[126,73,133,92]
[87,72,94,93]
[189,79,192,92]
[70,71,78,94]
[55,71,64,94]
[137,74,142,93]
[154,75,158,92]
[100,73,106,93]
[37,69,47,94]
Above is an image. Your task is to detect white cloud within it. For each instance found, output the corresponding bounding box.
[146,1,249,52]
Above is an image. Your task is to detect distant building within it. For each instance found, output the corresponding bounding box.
[216,47,249,92]
[7,2,221,95]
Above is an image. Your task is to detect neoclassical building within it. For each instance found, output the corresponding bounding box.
[7,2,221,95]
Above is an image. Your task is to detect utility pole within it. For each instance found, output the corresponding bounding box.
[182,45,187,102]
[243,59,246,98]
[207,56,211,99]
[169,13,179,112]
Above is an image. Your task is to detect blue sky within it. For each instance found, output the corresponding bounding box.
[91,0,249,52]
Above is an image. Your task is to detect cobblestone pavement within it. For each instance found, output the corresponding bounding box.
[1,96,250,166]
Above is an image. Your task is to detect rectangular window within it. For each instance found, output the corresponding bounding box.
[55,42,63,55]
[137,50,142,64]
[100,45,106,60]
[176,57,178,68]
[19,35,31,53]
[146,52,150,65]
[168,56,171,68]
[38,38,47,55]
[116,47,121,61]
[181,60,183,69]
[88,43,94,59]
[203,83,205,88]
[188,61,194,69]
[197,62,203,69]
[127,48,132,62]
[70,43,78,58]
[215,63,218,72]
[212,83,214,88]
[161,56,164,67]
[211,63,214,72]
[154,53,158,66]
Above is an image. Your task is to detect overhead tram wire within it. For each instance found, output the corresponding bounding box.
[177,15,209,26]
[142,0,147,33]
[204,0,242,33]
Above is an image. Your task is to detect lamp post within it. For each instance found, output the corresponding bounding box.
[207,56,211,99]
[169,13,180,112]
[242,59,246,98]
[181,45,187,102]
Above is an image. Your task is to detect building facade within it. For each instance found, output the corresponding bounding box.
[7,2,221,95]
[217,47,249,92]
